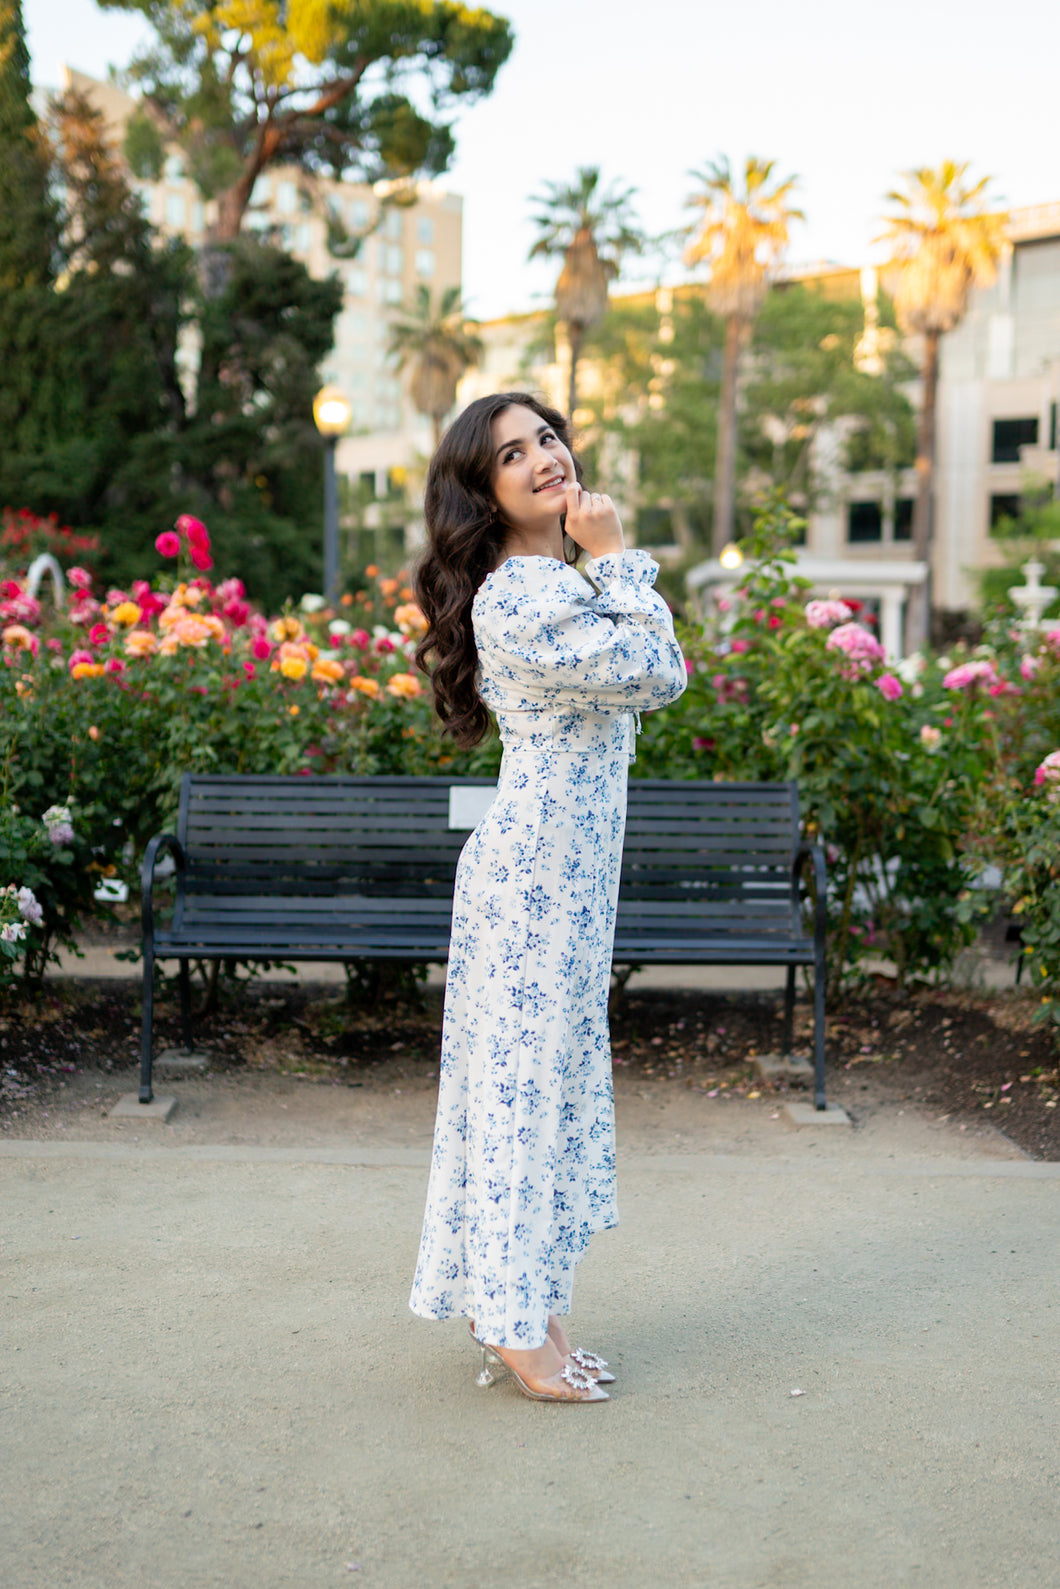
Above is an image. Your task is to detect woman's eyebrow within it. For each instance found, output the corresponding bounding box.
[494,425,548,461]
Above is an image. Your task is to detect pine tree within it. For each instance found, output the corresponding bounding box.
[0,0,53,289]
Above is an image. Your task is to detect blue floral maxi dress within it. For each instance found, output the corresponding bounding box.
[409,550,687,1348]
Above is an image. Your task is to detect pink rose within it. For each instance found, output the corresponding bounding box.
[155,531,181,558]
[349,629,370,650]
[104,657,126,675]
[729,638,750,654]
[942,659,999,690]
[373,635,396,654]
[251,636,272,661]
[68,649,94,672]
[1020,655,1041,681]
[875,673,903,701]
[805,599,853,630]
[67,566,92,589]
[243,662,257,680]
[88,622,111,646]
[826,623,886,666]
[177,515,210,550]
[189,546,214,573]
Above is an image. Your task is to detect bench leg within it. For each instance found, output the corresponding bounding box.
[178,959,192,1049]
[139,949,155,1104]
[782,966,795,1053]
[813,956,827,1111]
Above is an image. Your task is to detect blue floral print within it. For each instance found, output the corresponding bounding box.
[409,549,687,1348]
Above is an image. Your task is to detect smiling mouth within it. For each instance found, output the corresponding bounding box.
[533,475,566,492]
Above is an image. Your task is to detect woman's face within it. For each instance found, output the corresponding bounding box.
[489,404,574,533]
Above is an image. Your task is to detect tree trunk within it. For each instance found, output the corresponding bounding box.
[567,323,583,420]
[712,314,742,556]
[906,329,940,651]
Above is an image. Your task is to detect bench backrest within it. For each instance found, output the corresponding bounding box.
[622,779,800,907]
[175,774,801,906]
[176,774,495,900]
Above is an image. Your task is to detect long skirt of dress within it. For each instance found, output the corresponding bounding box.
[409,721,629,1349]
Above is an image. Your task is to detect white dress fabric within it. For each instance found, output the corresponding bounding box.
[409,550,687,1348]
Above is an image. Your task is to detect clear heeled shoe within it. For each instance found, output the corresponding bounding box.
[568,1347,616,1385]
[468,1325,609,1403]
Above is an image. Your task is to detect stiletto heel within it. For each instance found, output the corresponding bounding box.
[475,1342,503,1388]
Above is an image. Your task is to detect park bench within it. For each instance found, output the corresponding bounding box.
[140,774,828,1108]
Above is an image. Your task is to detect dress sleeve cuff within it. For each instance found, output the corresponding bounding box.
[583,549,660,589]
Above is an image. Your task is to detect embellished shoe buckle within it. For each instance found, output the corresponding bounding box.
[570,1348,608,1373]
[561,1364,596,1392]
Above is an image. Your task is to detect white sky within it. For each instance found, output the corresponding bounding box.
[24,0,1060,320]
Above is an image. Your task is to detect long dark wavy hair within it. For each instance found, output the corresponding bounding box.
[413,391,582,747]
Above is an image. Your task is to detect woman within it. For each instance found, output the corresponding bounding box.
[409,392,687,1402]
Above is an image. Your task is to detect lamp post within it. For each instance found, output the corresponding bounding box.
[312,385,351,604]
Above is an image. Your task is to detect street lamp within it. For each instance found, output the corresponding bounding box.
[719,542,744,571]
[312,385,351,603]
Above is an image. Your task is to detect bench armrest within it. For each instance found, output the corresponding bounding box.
[141,833,185,951]
[793,840,828,945]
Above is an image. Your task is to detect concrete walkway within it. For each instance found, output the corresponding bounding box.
[3,1049,1059,1588]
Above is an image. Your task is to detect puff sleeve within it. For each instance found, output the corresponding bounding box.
[473,550,687,713]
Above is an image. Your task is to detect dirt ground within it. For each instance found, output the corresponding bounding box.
[3,968,1058,1159]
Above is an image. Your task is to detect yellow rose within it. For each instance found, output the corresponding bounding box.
[111,601,142,626]
[386,671,421,699]
[271,616,304,643]
[280,655,307,681]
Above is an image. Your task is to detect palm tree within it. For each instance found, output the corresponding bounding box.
[528,167,642,417]
[387,284,483,449]
[685,157,802,556]
[878,163,1007,648]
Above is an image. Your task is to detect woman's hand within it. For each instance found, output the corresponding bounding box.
[563,484,625,561]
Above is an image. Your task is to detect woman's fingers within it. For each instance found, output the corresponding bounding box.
[562,483,625,558]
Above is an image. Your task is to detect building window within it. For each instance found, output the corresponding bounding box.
[296,222,313,252]
[989,494,1021,529]
[385,209,403,240]
[384,279,403,304]
[164,191,186,229]
[894,498,914,541]
[163,154,184,181]
[992,417,1038,464]
[1050,402,1057,451]
[386,244,404,275]
[191,200,204,233]
[415,248,435,278]
[416,216,435,245]
[351,199,370,231]
[847,501,883,543]
[346,267,367,298]
[277,181,297,215]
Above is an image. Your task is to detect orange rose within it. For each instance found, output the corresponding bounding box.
[386,672,421,699]
[124,630,158,657]
[348,676,381,699]
[71,662,106,679]
[311,658,345,684]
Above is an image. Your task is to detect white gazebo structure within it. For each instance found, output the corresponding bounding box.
[687,552,929,659]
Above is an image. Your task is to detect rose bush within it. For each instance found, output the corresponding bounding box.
[637,500,986,985]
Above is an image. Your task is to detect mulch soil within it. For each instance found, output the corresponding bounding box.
[2,965,1059,1159]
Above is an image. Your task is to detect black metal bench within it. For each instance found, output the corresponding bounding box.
[140,774,827,1107]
